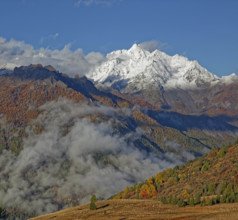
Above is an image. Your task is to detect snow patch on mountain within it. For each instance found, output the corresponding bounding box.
[220,73,238,84]
[88,44,219,92]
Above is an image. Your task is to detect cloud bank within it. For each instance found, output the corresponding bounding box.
[0,100,190,216]
[0,37,104,77]
[0,37,170,79]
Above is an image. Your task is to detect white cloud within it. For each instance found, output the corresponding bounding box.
[0,36,105,77]
[0,37,170,78]
[0,99,188,216]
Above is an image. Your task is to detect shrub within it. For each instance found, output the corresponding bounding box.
[194,193,201,204]
[233,137,238,145]
[188,197,194,206]
[201,160,211,171]
[218,146,228,158]
[161,196,167,204]
[206,197,212,205]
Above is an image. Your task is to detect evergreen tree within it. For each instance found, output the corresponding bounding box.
[220,195,225,203]
[90,194,97,210]
[194,193,201,205]
[169,195,173,204]
[177,199,185,207]
[229,191,235,203]
[218,146,228,158]
[172,196,179,205]
[216,194,221,204]
[188,197,195,206]
[200,197,206,206]
[235,193,238,202]
[208,182,216,194]
[161,196,167,204]
[219,181,227,194]
[0,206,8,219]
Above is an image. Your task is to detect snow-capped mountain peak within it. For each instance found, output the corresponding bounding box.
[87,44,219,92]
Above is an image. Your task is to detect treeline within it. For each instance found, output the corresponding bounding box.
[161,181,238,207]
[0,206,36,220]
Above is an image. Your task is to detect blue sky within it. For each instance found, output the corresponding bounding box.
[0,0,237,76]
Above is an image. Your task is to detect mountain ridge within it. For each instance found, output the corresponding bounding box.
[0,63,237,218]
[86,44,238,116]
[87,43,233,91]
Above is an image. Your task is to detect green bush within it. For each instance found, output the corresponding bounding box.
[218,146,228,158]
[160,196,167,204]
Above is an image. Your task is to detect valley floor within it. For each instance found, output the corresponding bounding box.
[30,199,238,220]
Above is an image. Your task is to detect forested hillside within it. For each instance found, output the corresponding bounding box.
[114,139,238,207]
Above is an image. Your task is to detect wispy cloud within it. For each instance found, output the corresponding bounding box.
[40,33,59,45]
[75,0,118,7]
[139,40,169,52]
[0,99,187,215]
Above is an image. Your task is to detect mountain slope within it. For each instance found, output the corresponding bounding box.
[0,64,209,218]
[0,64,237,218]
[114,140,238,206]
[30,199,238,220]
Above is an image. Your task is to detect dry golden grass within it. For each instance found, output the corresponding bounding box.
[30,199,238,220]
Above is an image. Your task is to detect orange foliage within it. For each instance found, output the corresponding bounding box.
[0,78,87,124]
